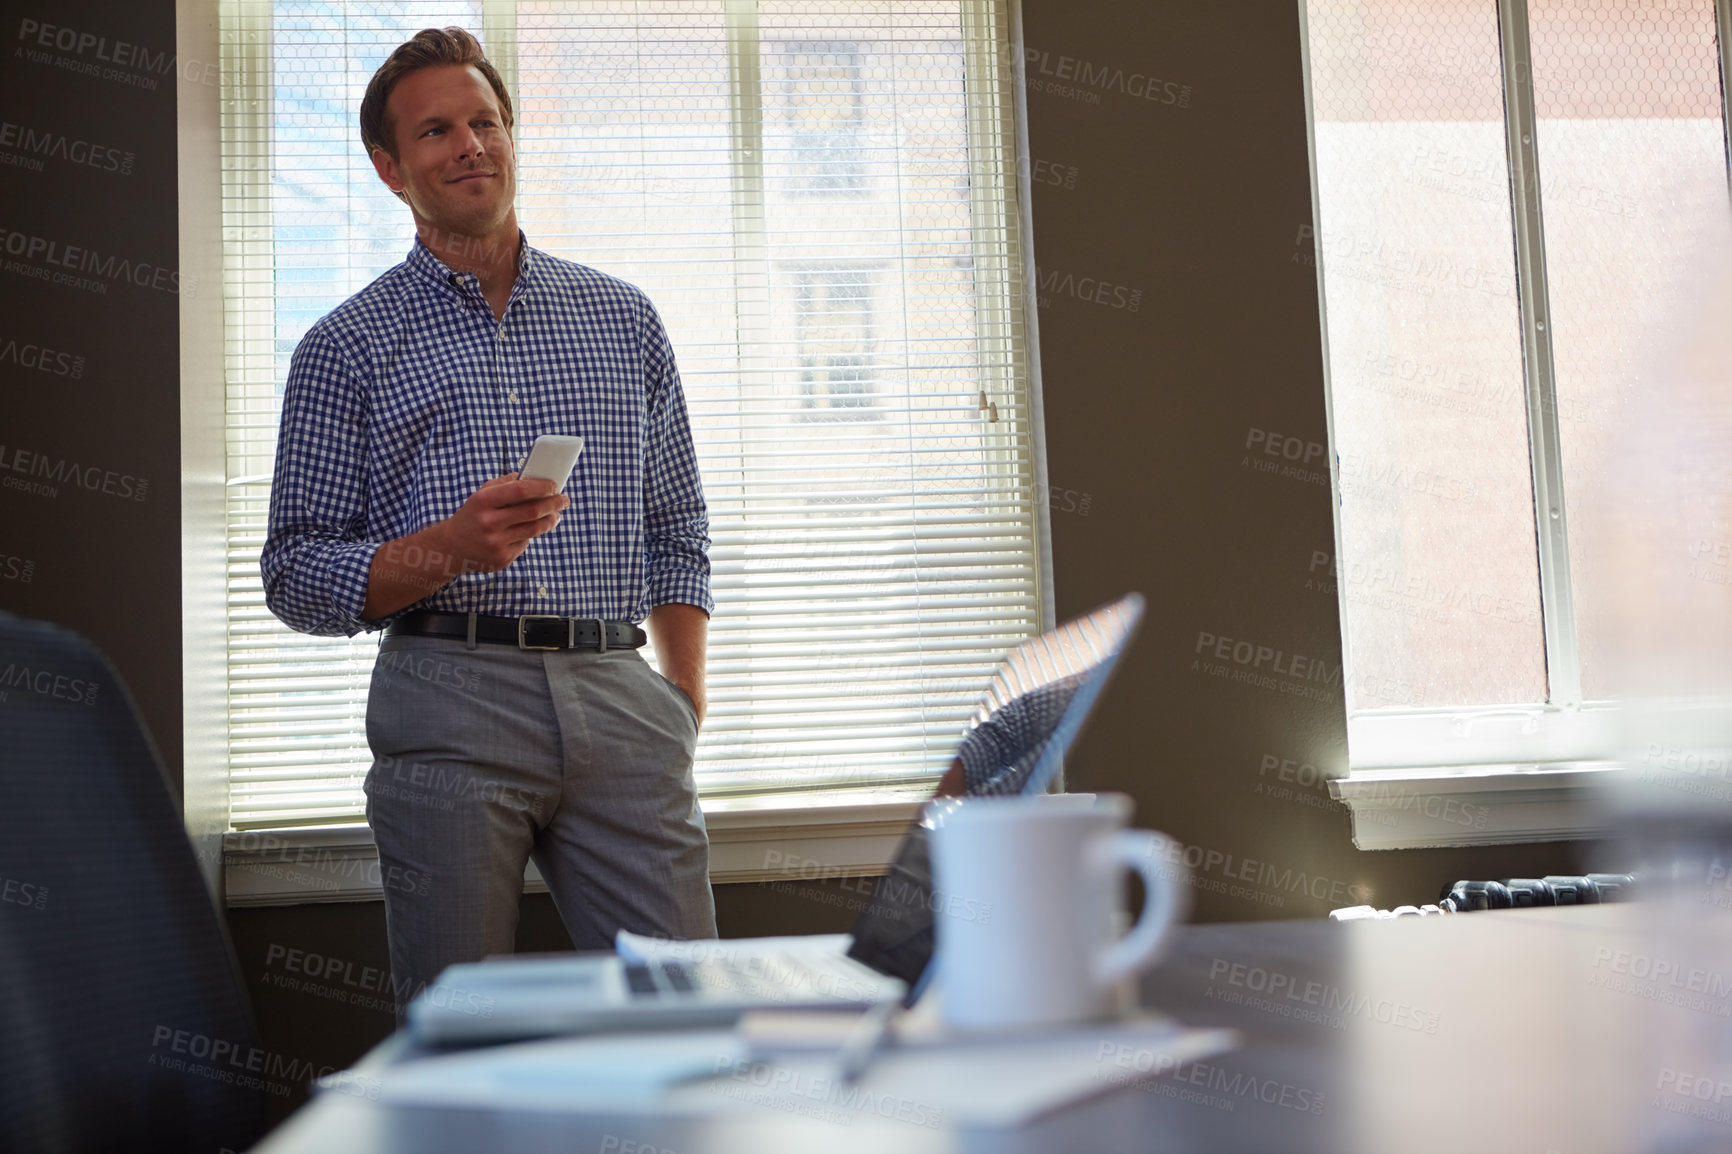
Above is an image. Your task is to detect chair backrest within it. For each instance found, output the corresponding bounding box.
[0,612,265,1153]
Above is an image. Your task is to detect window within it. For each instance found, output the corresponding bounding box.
[791,265,879,418]
[218,0,1038,837]
[1300,0,1732,842]
[770,40,868,194]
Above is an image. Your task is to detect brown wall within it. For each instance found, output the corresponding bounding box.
[0,0,185,786]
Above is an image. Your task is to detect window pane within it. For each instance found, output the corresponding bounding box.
[1306,0,1547,710]
[1527,0,1730,701]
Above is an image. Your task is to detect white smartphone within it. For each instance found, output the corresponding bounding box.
[519,434,584,493]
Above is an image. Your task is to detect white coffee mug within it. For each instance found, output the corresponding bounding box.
[927,792,1186,1031]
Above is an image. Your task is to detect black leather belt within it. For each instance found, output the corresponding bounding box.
[386,611,647,652]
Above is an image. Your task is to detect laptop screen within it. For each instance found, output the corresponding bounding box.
[843,593,1145,991]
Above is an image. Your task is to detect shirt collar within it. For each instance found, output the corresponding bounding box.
[407,228,533,301]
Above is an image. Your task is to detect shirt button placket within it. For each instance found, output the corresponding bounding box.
[497,313,524,470]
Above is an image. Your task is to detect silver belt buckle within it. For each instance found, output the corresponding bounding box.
[517,614,564,650]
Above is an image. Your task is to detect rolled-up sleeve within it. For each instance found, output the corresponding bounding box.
[639,302,713,616]
[261,324,382,637]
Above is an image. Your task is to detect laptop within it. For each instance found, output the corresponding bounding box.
[408,593,1146,1044]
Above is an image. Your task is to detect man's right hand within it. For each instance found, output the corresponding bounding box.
[361,474,568,622]
[431,474,569,574]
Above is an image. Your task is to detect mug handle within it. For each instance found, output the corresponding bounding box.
[1091,830,1187,990]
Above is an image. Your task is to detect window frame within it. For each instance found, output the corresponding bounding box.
[204,0,1053,903]
[1298,0,1732,849]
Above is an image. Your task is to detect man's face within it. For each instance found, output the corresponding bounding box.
[372,64,515,238]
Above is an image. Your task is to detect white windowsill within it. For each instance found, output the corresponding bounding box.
[223,793,925,908]
[1327,762,1621,851]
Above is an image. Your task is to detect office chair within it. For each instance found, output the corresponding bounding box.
[0,612,266,1153]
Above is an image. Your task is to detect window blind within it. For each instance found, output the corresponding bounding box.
[219,0,1040,829]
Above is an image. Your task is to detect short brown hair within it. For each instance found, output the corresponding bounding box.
[359,27,514,164]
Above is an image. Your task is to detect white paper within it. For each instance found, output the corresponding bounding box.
[682,1018,1240,1129]
[369,1016,1237,1130]
[375,1031,743,1112]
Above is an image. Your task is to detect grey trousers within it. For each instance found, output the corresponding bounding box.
[363,633,716,1016]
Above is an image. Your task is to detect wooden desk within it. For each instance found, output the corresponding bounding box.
[253,904,1711,1153]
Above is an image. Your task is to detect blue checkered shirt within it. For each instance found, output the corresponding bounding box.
[262,230,711,637]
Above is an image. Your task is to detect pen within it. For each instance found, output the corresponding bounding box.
[835,998,901,1086]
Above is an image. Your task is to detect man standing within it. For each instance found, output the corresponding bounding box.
[262,27,716,1013]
